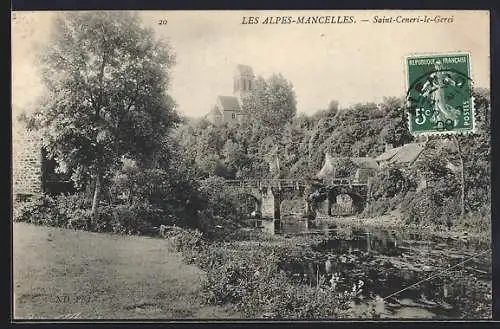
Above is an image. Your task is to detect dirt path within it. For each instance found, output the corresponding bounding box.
[13,222,239,320]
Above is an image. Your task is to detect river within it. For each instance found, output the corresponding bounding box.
[257,216,492,319]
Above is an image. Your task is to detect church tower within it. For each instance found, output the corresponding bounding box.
[233,64,255,100]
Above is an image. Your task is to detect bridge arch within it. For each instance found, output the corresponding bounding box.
[336,191,366,213]
[223,186,263,217]
[218,178,370,221]
[325,185,368,215]
[222,179,310,220]
[279,199,304,216]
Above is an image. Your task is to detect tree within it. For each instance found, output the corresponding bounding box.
[24,12,179,228]
[379,96,404,119]
[452,135,465,219]
[383,120,414,148]
[379,96,414,148]
[448,89,491,217]
[222,139,249,178]
[241,73,297,135]
[193,126,227,177]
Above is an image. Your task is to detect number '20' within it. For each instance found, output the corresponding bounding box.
[158,19,168,25]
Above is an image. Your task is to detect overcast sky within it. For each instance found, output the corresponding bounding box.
[12,10,490,119]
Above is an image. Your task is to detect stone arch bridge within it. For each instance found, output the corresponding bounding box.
[308,179,371,216]
[223,178,372,222]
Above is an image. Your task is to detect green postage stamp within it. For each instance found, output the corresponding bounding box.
[406,52,475,136]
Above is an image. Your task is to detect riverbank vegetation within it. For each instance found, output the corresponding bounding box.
[165,226,375,319]
[164,225,491,319]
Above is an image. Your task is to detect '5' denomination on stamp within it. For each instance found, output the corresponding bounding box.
[405,52,475,136]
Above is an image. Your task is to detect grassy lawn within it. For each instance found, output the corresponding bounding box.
[13,222,239,320]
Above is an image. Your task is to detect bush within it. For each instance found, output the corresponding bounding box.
[201,255,253,306]
[362,199,391,217]
[66,208,92,230]
[14,193,89,229]
[108,160,251,235]
[198,176,246,225]
[54,193,91,229]
[15,192,165,235]
[116,203,162,235]
[111,162,208,231]
[370,168,415,200]
[170,228,205,252]
[191,242,354,319]
[14,194,58,226]
[161,226,207,264]
[242,272,354,319]
[401,189,460,227]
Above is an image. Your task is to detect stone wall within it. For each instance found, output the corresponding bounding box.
[12,127,42,197]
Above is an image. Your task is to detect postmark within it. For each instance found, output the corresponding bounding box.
[405,52,475,136]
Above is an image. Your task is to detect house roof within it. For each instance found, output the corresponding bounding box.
[351,157,379,170]
[316,153,377,179]
[217,96,241,112]
[207,106,223,117]
[374,147,400,162]
[375,142,426,166]
[317,153,335,179]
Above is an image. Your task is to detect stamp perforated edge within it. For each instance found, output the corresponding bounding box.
[405,96,477,137]
[403,51,477,137]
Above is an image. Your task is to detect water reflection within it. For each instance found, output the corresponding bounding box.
[260,216,487,250]
[259,216,491,319]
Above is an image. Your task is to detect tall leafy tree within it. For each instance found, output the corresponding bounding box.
[24,12,179,227]
[445,89,491,216]
[238,73,297,178]
[380,96,414,148]
[222,139,249,178]
[241,73,297,136]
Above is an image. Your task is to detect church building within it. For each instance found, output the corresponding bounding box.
[206,64,255,125]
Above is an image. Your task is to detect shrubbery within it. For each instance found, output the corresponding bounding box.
[14,193,165,236]
[370,168,416,200]
[166,230,356,319]
[14,159,250,238]
[14,194,89,229]
[201,246,354,318]
[14,194,59,226]
[363,155,489,233]
[97,204,162,235]
[110,162,206,230]
[401,190,459,227]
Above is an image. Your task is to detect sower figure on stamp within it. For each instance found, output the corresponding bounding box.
[418,60,463,127]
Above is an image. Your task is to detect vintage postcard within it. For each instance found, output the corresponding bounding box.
[12,10,491,320]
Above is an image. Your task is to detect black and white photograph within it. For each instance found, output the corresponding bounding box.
[11,10,491,320]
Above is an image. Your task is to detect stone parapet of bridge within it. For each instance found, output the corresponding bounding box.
[223,179,309,220]
[222,177,372,221]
